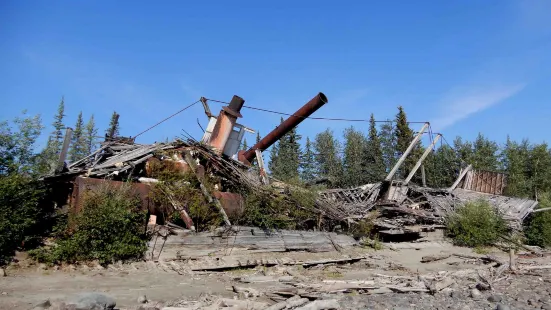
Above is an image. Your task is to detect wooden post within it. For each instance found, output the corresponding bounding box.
[255,149,269,185]
[385,123,429,181]
[55,127,73,174]
[448,164,473,192]
[404,134,441,185]
[509,248,517,271]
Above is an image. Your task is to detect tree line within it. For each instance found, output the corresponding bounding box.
[1,97,122,177]
[263,106,551,200]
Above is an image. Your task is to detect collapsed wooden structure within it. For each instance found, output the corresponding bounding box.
[43,92,539,245]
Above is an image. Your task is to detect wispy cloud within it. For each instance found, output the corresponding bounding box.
[432,83,526,131]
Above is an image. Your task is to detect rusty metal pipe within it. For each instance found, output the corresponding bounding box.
[240,92,328,163]
[209,95,245,154]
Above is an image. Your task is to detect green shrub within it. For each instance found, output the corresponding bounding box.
[239,186,319,230]
[0,175,50,266]
[524,194,551,248]
[445,200,508,247]
[30,184,148,265]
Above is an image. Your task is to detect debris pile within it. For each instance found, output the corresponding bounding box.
[43,91,539,246]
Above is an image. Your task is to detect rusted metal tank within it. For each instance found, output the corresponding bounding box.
[239,92,328,164]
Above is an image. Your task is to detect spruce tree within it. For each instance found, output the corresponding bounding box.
[251,131,261,167]
[37,97,66,174]
[342,126,367,187]
[313,129,343,187]
[471,133,499,171]
[527,143,551,200]
[424,144,459,188]
[453,136,473,165]
[241,138,248,151]
[393,106,422,180]
[85,115,98,154]
[268,141,279,176]
[500,137,529,197]
[275,124,302,182]
[300,137,316,182]
[105,111,120,140]
[365,114,385,183]
[379,120,396,173]
[69,112,87,162]
[53,97,66,150]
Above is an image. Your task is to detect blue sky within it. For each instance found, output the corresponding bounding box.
[2,0,551,152]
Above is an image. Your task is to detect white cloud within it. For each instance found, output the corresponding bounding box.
[432,83,526,130]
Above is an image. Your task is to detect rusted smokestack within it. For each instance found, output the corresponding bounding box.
[209,95,245,154]
[239,92,328,164]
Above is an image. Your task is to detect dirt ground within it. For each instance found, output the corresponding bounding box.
[1,235,549,310]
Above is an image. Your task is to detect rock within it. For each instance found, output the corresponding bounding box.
[34,300,51,308]
[470,288,482,299]
[476,282,491,291]
[295,299,340,310]
[0,268,6,277]
[49,301,67,310]
[541,304,551,310]
[2,292,7,295]
[138,295,148,304]
[38,263,47,271]
[488,295,503,303]
[496,304,510,310]
[65,292,116,310]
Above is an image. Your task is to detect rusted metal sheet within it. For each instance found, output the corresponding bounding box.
[70,176,152,215]
[214,191,244,218]
[209,95,245,155]
[240,92,328,164]
[460,169,507,195]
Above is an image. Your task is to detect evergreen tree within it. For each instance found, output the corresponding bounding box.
[364,114,386,183]
[277,124,302,181]
[241,138,248,151]
[501,137,530,197]
[0,112,44,175]
[85,115,98,154]
[251,131,261,167]
[471,133,499,171]
[300,137,316,182]
[379,120,396,173]
[527,143,551,200]
[313,129,343,187]
[105,111,120,140]
[53,97,66,149]
[394,106,422,181]
[267,118,301,181]
[453,136,473,165]
[37,97,66,174]
[268,141,279,175]
[342,126,367,187]
[69,112,87,162]
[424,144,459,188]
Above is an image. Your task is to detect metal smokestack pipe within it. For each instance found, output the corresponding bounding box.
[240,92,328,164]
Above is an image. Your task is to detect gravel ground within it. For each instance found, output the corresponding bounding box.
[338,273,551,310]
